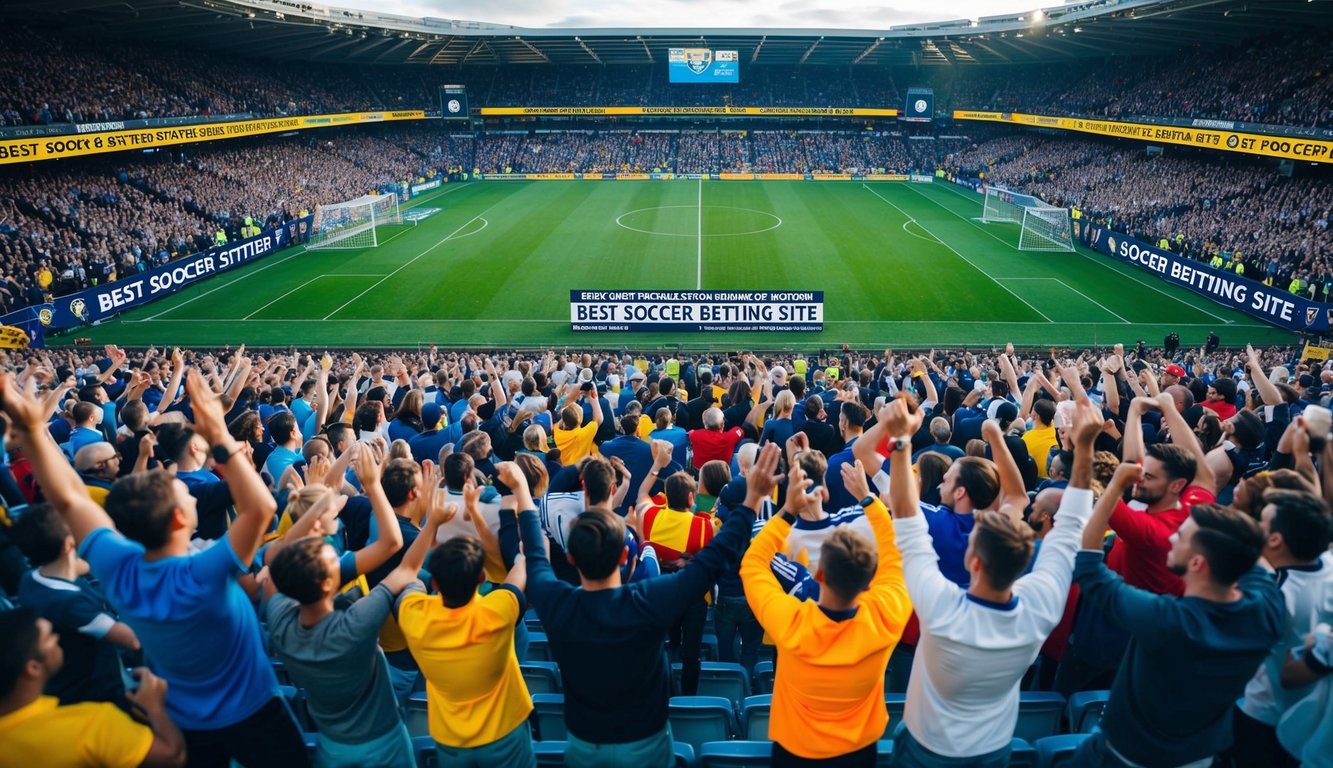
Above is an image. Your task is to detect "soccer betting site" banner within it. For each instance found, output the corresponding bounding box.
[953,110,1333,164]
[1078,221,1332,333]
[0,111,427,165]
[571,290,824,332]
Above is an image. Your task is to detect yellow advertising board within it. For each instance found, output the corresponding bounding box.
[0,110,427,165]
[952,111,1333,164]
[480,106,898,117]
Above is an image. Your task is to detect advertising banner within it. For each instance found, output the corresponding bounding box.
[571,290,823,332]
[478,106,898,117]
[0,111,426,165]
[952,111,1333,164]
[41,216,311,329]
[1081,223,1330,333]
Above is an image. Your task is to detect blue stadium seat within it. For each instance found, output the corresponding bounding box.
[524,608,543,632]
[278,685,316,733]
[1066,691,1110,734]
[668,696,736,755]
[672,662,751,708]
[674,742,695,768]
[301,731,318,763]
[531,693,566,741]
[700,633,720,662]
[402,691,430,739]
[885,644,914,693]
[270,657,292,686]
[876,740,895,768]
[1035,734,1090,768]
[521,661,562,694]
[699,740,771,767]
[1016,692,1066,742]
[740,694,772,740]
[533,741,566,767]
[882,693,907,738]
[527,632,551,662]
[1009,738,1038,768]
[753,660,775,694]
[413,735,437,768]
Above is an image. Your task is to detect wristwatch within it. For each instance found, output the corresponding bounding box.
[859,495,877,508]
[210,443,240,464]
[886,436,910,453]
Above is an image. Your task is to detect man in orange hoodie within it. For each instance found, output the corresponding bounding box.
[741,455,911,766]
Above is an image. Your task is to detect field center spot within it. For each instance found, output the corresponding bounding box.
[615,205,783,237]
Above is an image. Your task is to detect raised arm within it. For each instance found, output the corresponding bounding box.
[589,385,604,426]
[636,440,673,505]
[998,347,1020,402]
[1156,392,1215,493]
[152,348,186,423]
[1084,461,1140,551]
[0,373,115,544]
[188,369,276,567]
[883,399,926,519]
[1122,397,1148,464]
[1245,344,1282,406]
[349,443,405,575]
[982,418,1028,518]
[379,500,456,594]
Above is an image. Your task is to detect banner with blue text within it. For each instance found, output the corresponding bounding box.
[1079,222,1329,333]
[571,290,823,332]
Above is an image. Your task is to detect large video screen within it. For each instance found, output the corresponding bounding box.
[668,48,739,84]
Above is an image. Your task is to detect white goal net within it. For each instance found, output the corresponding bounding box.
[981,185,1074,252]
[308,193,403,250]
[1019,206,1075,252]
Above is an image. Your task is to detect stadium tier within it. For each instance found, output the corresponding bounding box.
[1,3,1332,768]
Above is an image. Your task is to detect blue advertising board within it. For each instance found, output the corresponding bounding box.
[668,48,740,84]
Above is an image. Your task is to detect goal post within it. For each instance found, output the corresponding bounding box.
[981,185,1075,252]
[1019,205,1076,252]
[308,193,404,250]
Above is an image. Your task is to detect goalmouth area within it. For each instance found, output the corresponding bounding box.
[64,180,1296,349]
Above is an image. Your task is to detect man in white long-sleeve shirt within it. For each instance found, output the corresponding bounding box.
[876,394,1100,767]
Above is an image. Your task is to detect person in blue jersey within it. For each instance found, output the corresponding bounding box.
[0,368,308,768]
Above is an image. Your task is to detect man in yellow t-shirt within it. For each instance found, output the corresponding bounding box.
[394,499,533,766]
[0,609,186,768]
[554,387,604,465]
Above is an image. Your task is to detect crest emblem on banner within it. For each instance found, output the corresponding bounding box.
[685,48,713,74]
[38,308,52,326]
[1307,308,1318,326]
[1107,236,1117,253]
[1326,308,1333,327]
[69,299,87,321]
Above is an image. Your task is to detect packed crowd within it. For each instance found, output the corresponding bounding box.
[3,26,1329,131]
[0,339,1329,768]
[469,131,939,176]
[947,133,1333,292]
[951,31,1333,129]
[0,125,463,308]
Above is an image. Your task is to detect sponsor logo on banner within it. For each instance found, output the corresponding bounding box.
[1302,344,1331,362]
[37,308,52,326]
[1084,223,1331,333]
[683,48,713,74]
[570,290,824,332]
[409,179,442,195]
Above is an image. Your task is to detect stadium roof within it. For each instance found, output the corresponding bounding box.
[11,0,1332,66]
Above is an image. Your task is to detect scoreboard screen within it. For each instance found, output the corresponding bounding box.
[439,85,469,120]
[668,48,740,84]
[902,88,934,123]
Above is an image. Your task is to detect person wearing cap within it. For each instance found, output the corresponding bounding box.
[620,368,648,416]
[983,402,1038,492]
[1161,364,1187,388]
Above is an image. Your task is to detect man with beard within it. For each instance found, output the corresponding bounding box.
[1056,394,1217,696]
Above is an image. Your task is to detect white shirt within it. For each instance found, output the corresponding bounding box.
[538,491,587,552]
[757,504,875,571]
[896,487,1094,758]
[1240,551,1333,725]
[434,488,502,545]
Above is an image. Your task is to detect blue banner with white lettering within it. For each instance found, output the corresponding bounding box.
[571,290,823,332]
[1079,221,1329,333]
[34,216,312,330]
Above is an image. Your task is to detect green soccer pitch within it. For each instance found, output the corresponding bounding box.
[60,179,1298,349]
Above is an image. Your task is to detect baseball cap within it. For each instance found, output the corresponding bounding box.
[1164,364,1187,378]
[628,368,646,382]
[1299,373,1317,389]
[421,403,443,431]
[579,367,594,384]
[993,401,1019,426]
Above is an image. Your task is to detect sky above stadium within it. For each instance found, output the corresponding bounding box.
[345,0,1051,29]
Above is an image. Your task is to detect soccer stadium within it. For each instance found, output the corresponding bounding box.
[1,0,1332,767]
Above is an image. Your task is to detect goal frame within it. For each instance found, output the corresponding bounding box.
[1019,205,1076,252]
[308,193,404,251]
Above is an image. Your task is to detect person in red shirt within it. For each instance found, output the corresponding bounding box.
[689,407,746,470]
[1056,393,1217,695]
[1202,376,1239,420]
